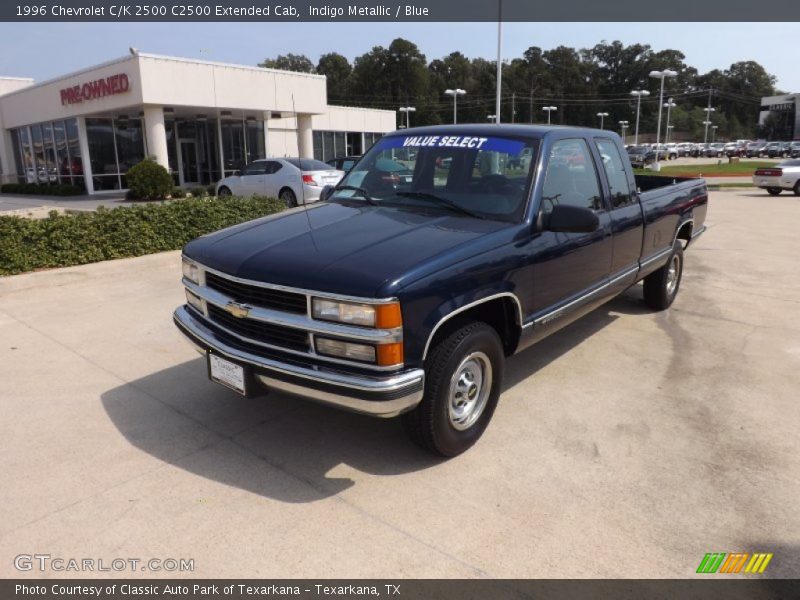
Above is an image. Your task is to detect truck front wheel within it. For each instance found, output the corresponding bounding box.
[402,322,504,456]
[643,240,684,310]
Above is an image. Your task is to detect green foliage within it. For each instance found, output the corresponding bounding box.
[188,186,208,198]
[258,53,315,73]
[1,183,82,196]
[171,187,187,199]
[0,196,285,276]
[126,158,174,200]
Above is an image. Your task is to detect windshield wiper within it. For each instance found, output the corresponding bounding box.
[396,191,485,220]
[331,185,378,206]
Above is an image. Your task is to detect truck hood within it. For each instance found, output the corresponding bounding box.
[184,202,512,297]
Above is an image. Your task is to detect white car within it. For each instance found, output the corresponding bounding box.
[752,160,800,196]
[216,158,344,206]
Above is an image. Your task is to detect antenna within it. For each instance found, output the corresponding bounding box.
[291,94,307,207]
[291,94,318,252]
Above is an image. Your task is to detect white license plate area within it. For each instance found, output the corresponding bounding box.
[208,353,246,395]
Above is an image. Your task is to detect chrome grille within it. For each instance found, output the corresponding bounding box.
[207,305,310,352]
[205,272,307,314]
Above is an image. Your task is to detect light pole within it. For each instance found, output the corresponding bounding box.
[619,120,629,144]
[542,106,557,125]
[495,0,503,124]
[398,106,416,129]
[444,89,466,124]
[630,89,651,146]
[711,125,718,143]
[597,112,609,130]
[703,107,716,144]
[649,69,678,171]
[663,98,677,144]
[666,125,674,143]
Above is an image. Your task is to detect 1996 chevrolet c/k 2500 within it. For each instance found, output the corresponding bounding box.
[174,125,707,456]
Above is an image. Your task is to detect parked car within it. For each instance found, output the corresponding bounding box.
[175,124,708,456]
[653,144,678,160]
[746,142,767,158]
[764,141,790,159]
[676,143,696,157]
[752,159,800,196]
[703,143,726,158]
[723,142,743,158]
[215,158,344,207]
[627,145,656,168]
[326,155,362,173]
[790,142,800,159]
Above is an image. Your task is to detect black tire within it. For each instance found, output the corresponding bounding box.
[218,186,232,197]
[279,187,297,208]
[401,322,504,457]
[794,181,800,197]
[767,188,782,196]
[643,240,684,310]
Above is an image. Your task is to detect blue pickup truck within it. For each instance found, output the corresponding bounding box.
[174,125,707,456]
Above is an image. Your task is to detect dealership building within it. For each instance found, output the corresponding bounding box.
[759,93,800,140]
[0,52,396,193]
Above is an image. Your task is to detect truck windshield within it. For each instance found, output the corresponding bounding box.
[330,134,539,221]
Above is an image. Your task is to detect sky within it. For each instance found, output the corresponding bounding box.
[0,22,797,91]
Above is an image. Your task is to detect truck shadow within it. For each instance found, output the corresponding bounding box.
[100,287,649,503]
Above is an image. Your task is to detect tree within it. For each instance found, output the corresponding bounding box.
[258,53,315,73]
[317,53,352,100]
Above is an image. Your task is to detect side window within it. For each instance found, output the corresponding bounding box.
[240,162,267,176]
[265,161,282,174]
[541,139,603,215]
[595,139,634,208]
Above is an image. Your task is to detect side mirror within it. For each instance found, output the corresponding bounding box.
[546,204,599,234]
[320,185,335,202]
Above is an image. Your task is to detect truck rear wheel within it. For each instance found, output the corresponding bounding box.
[643,240,684,310]
[401,322,503,457]
[767,188,782,196]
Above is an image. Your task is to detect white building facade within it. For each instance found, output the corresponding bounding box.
[0,53,396,192]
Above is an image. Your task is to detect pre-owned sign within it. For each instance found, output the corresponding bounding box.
[60,74,130,105]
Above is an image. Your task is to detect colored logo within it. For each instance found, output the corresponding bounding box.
[696,552,773,574]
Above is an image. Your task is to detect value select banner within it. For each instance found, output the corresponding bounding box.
[3,0,800,22]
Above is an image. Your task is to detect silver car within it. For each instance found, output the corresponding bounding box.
[216,158,344,206]
[752,159,800,196]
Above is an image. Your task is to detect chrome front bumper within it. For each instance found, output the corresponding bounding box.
[173,306,425,418]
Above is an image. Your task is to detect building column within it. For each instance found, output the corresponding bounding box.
[0,129,14,185]
[262,111,271,157]
[142,105,170,170]
[297,114,313,159]
[77,117,94,195]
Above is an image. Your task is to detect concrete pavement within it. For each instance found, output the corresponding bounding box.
[1,189,799,578]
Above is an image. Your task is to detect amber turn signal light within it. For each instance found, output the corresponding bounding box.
[375,302,402,329]
[376,342,404,366]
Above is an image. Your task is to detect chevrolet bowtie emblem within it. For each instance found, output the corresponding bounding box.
[224,301,251,318]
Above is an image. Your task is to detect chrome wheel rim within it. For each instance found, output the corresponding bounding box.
[666,254,681,296]
[447,351,492,431]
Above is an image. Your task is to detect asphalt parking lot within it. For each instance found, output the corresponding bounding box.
[1,189,798,579]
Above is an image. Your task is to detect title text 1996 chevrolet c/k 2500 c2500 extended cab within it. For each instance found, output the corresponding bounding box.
[174,124,707,456]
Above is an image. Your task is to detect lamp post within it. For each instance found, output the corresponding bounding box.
[398,106,416,129]
[542,106,557,125]
[649,69,678,171]
[666,125,675,143]
[702,107,716,144]
[444,89,466,124]
[663,97,677,144]
[630,89,651,146]
[619,120,629,144]
[711,125,718,143]
[597,112,609,130]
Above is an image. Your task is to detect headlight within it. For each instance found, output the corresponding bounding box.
[182,258,201,284]
[316,338,376,363]
[185,289,206,315]
[312,298,402,329]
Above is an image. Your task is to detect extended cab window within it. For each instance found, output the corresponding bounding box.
[540,139,603,216]
[595,138,634,208]
[332,134,539,221]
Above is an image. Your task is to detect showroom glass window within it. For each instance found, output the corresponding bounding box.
[40,123,57,184]
[10,129,24,181]
[245,119,265,164]
[116,118,145,189]
[65,119,84,189]
[221,119,245,175]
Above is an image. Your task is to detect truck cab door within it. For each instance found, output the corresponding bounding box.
[594,138,644,286]
[531,138,613,317]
